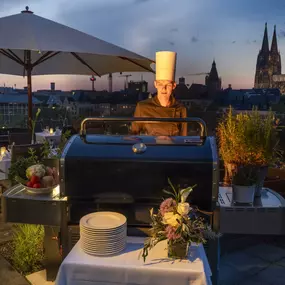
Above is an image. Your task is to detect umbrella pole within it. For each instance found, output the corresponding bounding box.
[26,50,33,131]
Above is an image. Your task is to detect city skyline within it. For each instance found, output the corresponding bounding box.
[1,0,285,91]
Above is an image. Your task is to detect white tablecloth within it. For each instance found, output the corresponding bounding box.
[35,132,61,145]
[55,237,212,285]
[0,154,11,180]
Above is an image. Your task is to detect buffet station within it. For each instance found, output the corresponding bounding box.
[3,117,285,285]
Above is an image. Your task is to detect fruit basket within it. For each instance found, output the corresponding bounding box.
[15,163,59,195]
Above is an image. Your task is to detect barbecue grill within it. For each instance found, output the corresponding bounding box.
[2,117,220,283]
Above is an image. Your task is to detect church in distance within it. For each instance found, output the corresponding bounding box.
[255,23,285,94]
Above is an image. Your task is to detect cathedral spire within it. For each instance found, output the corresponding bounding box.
[261,22,269,53]
[271,25,278,53]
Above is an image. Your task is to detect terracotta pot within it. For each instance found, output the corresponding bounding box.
[168,242,189,259]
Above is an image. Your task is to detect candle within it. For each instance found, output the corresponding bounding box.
[49,128,54,134]
[1,147,6,156]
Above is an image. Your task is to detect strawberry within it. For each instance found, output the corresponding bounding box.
[26,181,33,187]
[31,175,40,185]
[33,183,41,188]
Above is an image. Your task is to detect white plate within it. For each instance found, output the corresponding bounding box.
[80,212,127,230]
[80,227,127,236]
[80,232,126,242]
[81,241,126,250]
[82,248,125,256]
[22,183,58,195]
[80,225,126,235]
[81,237,126,245]
[81,240,126,248]
[82,243,126,255]
[82,242,126,250]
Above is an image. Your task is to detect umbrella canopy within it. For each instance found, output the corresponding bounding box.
[0,7,154,127]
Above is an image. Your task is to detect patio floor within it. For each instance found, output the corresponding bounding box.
[219,235,285,285]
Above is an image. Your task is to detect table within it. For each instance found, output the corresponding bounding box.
[55,236,212,285]
[218,186,285,235]
[35,132,61,145]
[0,155,11,180]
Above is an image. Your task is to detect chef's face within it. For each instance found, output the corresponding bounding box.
[154,80,177,99]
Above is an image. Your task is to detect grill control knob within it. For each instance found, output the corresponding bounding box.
[132,143,147,154]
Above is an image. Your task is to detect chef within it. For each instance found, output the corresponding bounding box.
[131,51,187,136]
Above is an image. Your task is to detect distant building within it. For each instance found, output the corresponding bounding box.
[205,60,222,98]
[128,80,148,93]
[255,23,285,94]
[216,88,280,110]
[173,77,189,99]
[51,82,55,91]
[0,93,41,124]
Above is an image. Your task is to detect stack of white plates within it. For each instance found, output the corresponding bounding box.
[80,211,127,256]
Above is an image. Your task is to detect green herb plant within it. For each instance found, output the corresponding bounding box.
[8,148,39,185]
[12,224,44,274]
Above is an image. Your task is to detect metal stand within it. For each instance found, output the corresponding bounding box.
[44,226,61,281]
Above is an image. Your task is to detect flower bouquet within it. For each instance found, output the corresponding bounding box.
[142,178,218,261]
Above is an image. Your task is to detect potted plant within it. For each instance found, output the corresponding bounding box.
[216,106,241,185]
[141,179,219,261]
[217,107,281,195]
[232,165,258,204]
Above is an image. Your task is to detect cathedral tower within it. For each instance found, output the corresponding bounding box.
[269,25,281,76]
[254,23,270,88]
[255,23,282,88]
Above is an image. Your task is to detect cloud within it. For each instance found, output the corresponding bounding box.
[191,36,199,43]
[170,28,179,33]
[133,0,150,3]
[278,30,285,38]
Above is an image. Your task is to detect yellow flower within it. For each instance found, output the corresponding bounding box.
[162,212,181,227]
[177,202,190,216]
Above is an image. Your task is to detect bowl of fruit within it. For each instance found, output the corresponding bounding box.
[16,164,59,195]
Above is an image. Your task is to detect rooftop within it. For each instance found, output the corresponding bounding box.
[0,94,41,104]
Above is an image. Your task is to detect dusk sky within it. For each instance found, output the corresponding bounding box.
[1,0,285,91]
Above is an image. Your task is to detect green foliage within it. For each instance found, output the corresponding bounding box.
[12,224,44,274]
[8,148,39,185]
[40,140,51,159]
[163,178,196,204]
[58,130,71,153]
[217,106,281,166]
[40,130,72,159]
[232,165,259,186]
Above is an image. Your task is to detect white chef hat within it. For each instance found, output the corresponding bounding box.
[155,51,177,81]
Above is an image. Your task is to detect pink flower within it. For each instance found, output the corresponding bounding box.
[165,225,181,241]
[160,198,177,216]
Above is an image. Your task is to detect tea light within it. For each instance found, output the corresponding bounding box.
[1,147,6,156]
[49,128,54,134]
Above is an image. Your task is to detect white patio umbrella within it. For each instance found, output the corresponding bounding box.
[0,6,154,128]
